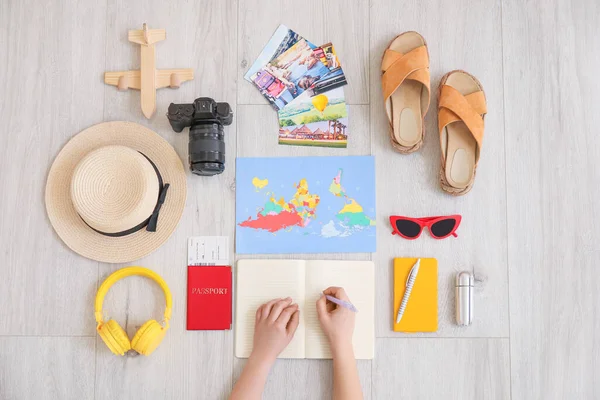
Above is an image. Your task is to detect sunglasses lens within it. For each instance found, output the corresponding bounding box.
[430,219,457,238]
[395,219,421,238]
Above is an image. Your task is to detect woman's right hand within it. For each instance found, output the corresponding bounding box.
[316,287,356,350]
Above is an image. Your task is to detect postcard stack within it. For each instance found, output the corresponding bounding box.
[244,25,349,149]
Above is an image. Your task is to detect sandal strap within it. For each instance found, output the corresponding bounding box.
[381,46,430,111]
[438,85,486,150]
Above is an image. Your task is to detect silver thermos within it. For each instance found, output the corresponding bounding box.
[455,272,474,326]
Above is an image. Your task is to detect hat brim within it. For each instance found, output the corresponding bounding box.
[45,122,187,263]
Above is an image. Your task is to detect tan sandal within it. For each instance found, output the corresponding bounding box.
[381,32,431,154]
[438,70,487,195]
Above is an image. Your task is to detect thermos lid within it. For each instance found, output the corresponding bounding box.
[456,271,474,286]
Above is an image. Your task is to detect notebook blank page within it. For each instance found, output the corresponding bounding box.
[235,259,306,358]
[304,260,375,359]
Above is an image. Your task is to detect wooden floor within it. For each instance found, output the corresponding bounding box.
[1,0,598,399]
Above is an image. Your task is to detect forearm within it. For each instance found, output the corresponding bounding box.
[331,343,363,400]
[229,356,273,400]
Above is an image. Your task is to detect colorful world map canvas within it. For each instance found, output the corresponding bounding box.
[236,156,376,254]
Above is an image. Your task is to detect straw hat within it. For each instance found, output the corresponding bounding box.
[45,121,187,263]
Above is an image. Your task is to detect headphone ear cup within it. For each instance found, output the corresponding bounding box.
[97,320,132,356]
[131,320,166,356]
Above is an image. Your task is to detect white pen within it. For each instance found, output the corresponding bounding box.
[396,259,420,324]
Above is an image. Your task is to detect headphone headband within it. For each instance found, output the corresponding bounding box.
[94,266,173,324]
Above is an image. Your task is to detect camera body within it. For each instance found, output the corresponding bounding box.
[167,97,233,176]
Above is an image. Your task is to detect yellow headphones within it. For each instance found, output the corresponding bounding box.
[95,267,172,356]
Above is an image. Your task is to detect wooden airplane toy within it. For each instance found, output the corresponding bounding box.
[104,23,194,119]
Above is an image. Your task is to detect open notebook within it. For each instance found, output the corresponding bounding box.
[235,259,374,359]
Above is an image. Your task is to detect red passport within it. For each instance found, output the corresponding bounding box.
[187,266,232,330]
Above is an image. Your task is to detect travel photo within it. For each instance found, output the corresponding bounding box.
[252,39,331,110]
[278,87,349,148]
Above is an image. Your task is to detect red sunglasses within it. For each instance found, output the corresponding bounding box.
[389,215,462,240]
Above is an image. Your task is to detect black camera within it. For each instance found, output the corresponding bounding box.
[166,97,233,176]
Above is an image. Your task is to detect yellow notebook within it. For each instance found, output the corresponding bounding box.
[393,258,438,332]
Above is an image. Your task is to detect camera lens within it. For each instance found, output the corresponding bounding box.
[188,123,225,176]
[192,162,225,176]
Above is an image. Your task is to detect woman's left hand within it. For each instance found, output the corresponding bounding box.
[250,297,300,365]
